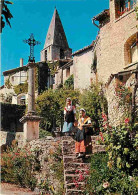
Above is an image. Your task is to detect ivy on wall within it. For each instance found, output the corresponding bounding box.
[47,61,60,76]
[64,74,74,89]
[5,77,12,89]
[14,81,28,95]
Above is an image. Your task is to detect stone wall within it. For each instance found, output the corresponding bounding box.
[94,2,137,84]
[0,131,24,147]
[28,136,64,194]
[106,72,137,126]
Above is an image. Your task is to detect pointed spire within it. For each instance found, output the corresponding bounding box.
[44,8,69,49]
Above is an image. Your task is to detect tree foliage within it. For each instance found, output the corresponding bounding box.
[64,74,74,90]
[36,89,80,131]
[80,83,108,134]
[1,0,13,33]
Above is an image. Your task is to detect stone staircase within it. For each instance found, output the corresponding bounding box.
[62,135,105,194]
[62,136,90,195]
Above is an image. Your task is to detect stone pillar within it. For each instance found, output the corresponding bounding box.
[28,63,35,114]
[20,62,41,143]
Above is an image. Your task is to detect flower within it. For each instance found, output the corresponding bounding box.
[75,170,79,174]
[15,153,19,156]
[103,182,110,188]
[78,174,84,182]
[129,176,134,181]
[102,113,107,121]
[124,118,129,124]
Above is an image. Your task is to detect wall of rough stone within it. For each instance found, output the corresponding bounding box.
[106,72,137,126]
[0,131,24,147]
[27,136,63,194]
[94,2,137,84]
[74,48,93,90]
[55,68,63,87]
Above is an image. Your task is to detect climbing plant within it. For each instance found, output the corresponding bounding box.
[5,77,12,89]
[14,81,28,95]
[64,74,74,89]
[47,61,60,76]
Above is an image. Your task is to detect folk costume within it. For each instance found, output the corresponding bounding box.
[75,109,91,157]
[62,98,76,133]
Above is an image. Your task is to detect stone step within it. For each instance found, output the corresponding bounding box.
[66,189,85,195]
[65,168,89,175]
[91,136,99,140]
[63,156,84,163]
[92,145,105,153]
[66,182,86,190]
[62,136,75,141]
[62,148,76,155]
[64,162,90,170]
[65,174,89,184]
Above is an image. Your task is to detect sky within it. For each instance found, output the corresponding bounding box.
[1,0,109,85]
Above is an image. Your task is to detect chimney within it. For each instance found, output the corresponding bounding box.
[20,58,23,67]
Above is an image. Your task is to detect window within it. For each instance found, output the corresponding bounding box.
[60,49,64,59]
[131,42,138,63]
[124,33,138,65]
[116,0,137,17]
[66,67,70,78]
[20,95,26,105]
[45,50,47,61]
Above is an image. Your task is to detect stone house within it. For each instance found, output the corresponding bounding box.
[90,0,138,125]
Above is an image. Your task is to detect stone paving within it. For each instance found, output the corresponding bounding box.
[0,183,38,195]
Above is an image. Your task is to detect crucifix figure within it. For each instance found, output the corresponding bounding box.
[23,33,40,62]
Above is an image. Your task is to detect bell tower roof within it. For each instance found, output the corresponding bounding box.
[44,8,69,49]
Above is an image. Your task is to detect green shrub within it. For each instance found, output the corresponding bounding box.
[1,141,40,190]
[80,83,108,134]
[36,88,80,131]
[39,128,52,138]
[86,153,138,195]
[103,123,138,175]
[64,74,74,90]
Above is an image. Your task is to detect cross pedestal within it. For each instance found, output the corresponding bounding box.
[20,114,41,143]
[20,62,41,143]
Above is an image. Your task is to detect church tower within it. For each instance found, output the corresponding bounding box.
[41,8,72,61]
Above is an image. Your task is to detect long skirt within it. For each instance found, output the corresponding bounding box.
[62,121,73,133]
[75,128,86,153]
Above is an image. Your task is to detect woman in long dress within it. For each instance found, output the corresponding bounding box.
[75,108,92,158]
[62,97,76,134]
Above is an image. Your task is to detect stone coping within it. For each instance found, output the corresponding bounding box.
[20,114,42,123]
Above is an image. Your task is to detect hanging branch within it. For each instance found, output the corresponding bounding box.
[0,0,13,33]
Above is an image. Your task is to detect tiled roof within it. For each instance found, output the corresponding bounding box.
[62,60,73,70]
[3,66,28,76]
[72,42,94,56]
[92,9,110,21]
